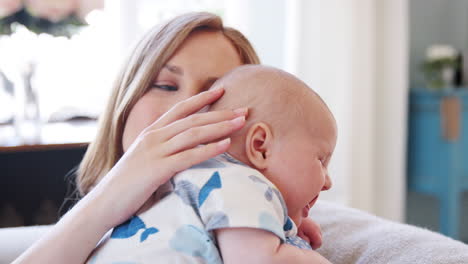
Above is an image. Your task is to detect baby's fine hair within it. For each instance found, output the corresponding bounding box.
[209,65,327,136]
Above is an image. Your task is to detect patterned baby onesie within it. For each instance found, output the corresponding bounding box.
[87,153,311,264]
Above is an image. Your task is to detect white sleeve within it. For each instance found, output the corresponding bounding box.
[197,166,288,242]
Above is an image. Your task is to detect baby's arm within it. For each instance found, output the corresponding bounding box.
[215,227,331,264]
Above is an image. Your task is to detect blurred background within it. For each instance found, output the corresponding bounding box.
[0,0,466,243]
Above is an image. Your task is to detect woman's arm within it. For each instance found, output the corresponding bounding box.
[216,228,331,264]
[13,186,116,264]
[13,88,247,264]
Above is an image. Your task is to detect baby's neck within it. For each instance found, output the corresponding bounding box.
[225,147,252,168]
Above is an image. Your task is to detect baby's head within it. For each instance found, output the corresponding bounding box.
[210,65,337,227]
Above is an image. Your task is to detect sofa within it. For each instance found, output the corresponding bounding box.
[1,201,467,264]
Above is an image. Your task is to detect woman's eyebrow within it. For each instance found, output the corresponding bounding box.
[164,64,183,75]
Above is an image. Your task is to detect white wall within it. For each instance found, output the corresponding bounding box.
[347,0,379,213]
[224,0,286,68]
[374,0,409,221]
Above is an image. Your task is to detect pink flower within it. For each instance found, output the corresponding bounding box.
[0,0,22,19]
[25,0,79,22]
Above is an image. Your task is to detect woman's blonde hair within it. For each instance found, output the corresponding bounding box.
[76,12,260,196]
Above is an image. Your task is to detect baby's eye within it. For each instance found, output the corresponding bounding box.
[153,84,178,91]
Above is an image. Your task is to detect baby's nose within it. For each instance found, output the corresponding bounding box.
[322,174,332,191]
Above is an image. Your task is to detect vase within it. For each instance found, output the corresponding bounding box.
[12,62,41,144]
[426,66,455,90]
[441,66,455,89]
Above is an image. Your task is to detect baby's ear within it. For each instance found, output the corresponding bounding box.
[245,122,273,170]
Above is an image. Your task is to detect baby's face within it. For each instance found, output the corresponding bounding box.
[265,107,337,227]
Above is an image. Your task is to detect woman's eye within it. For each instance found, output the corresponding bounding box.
[153,84,178,91]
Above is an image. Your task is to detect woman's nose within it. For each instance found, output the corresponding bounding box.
[185,80,211,98]
[322,174,332,191]
[182,88,199,99]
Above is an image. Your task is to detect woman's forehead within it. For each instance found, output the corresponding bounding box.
[164,32,242,80]
[172,31,241,63]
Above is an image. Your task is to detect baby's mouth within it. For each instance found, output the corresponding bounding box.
[302,195,319,217]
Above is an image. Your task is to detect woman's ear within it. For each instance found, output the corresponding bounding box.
[245,122,273,170]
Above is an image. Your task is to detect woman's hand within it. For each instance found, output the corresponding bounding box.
[94,87,247,227]
[298,217,323,250]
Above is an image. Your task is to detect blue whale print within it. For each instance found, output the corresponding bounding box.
[175,171,222,211]
[111,216,159,242]
[198,171,222,207]
[174,171,229,231]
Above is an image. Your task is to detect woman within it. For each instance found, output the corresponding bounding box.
[13,12,323,264]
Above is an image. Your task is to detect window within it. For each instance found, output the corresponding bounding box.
[0,0,227,125]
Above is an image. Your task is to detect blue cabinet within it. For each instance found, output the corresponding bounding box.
[407,88,468,239]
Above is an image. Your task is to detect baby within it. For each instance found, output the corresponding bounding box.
[88,65,337,263]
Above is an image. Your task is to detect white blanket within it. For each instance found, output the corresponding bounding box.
[312,200,468,264]
[1,201,468,264]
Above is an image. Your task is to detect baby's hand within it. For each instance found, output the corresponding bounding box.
[297,217,322,250]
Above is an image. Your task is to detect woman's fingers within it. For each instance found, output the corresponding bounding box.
[166,138,232,174]
[157,108,248,141]
[150,88,225,129]
[163,115,246,155]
